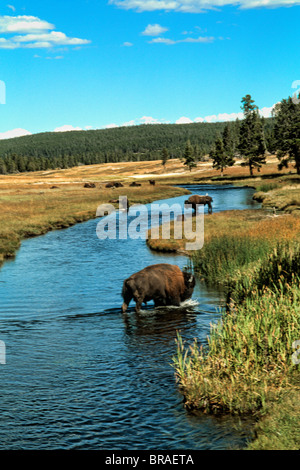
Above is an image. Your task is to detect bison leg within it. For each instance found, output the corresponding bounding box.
[168,294,181,307]
[121,290,133,313]
[134,298,143,313]
[208,202,212,214]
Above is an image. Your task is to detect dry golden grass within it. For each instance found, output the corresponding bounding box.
[147,209,300,254]
[0,154,294,187]
[0,154,299,264]
[0,165,190,265]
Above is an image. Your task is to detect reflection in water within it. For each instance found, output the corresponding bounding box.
[0,184,259,450]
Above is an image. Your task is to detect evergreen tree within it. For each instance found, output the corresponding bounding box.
[183,140,196,172]
[210,135,234,177]
[238,94,266,176]
[0,159,7,174]
[161,147,169,169]
[273,96,300,174]
[222,123,235,159]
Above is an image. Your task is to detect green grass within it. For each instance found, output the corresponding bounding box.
[255,182,281,192]
[173,242,300,448]
[247,387,300,450]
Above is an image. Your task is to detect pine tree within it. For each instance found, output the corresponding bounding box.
[238,95,266,176]
[161,147,169,169]
[0,159,7,174]
[273,96,300,175]
[210,136,234,177]
[183,140,196,172]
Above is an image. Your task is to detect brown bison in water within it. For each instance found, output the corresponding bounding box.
[185,194,213,214]
[121,263,195,313]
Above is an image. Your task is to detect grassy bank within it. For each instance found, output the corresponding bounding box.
[172,233,300,449]
[0,170,189,266]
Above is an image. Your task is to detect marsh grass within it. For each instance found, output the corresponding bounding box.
[173,243,300,416]
[256,182,281,192]
[191,212,300,285]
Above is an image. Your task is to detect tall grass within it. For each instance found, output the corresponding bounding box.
[191,213,300,285]
[256,182,280,192]
[173,243,300,416]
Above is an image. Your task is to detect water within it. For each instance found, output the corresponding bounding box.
[0,184,259,450]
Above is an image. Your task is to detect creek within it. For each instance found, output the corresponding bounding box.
[0,184,260,450]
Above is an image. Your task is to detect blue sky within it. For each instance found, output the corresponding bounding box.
[0,0,300,139]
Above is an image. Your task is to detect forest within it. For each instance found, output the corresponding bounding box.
[0,115,275,174]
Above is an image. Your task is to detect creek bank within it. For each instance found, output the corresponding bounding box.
[0,184,190,268]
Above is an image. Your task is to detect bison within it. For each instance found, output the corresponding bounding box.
[121,263,195,313]
[105,181,124,188]
[149,180,156,186]
[184,194,213,214]
[129,181,141,187]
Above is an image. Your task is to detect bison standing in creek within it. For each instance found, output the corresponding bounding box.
[121,263,195,313]
[185,194,213,214]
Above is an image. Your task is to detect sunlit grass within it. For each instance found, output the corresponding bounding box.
[0,175,189,266]
[173,243,300,417]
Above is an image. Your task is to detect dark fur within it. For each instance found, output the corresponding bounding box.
[185,194,213,214]
[105,181,124,188]
[121,263,195,313]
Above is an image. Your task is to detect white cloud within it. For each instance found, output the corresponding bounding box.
[122,120,136,127]
[176,116,194,124]
[140,116,161,124]
[105,123,119,128]
[259,103,278,118]
[179,104,276,124]
[54,125,83,132]
[149,35,214,44]
[122,41,133,46]
[12,31,91,46]
[142,24,168,36]
[149,37,176,44]
[7,5,16,12]
[0,128,32,140]
[0,15,91,49]
[109,0,300,13]
[0,15,54,33]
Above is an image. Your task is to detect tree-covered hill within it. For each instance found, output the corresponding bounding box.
[0,118,275,174]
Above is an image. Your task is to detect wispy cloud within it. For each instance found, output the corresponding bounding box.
[149,35,214,44]
[0,15,91,49]
[54,125,83,132]
[142,24,169,36]
[109,0,300,13]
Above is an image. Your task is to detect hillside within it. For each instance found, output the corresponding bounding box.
[0,118,275,174]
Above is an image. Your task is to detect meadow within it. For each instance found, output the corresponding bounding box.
[0,162,191,265]
[0,155,299,450]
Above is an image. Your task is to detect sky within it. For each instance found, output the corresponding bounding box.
[0,0,300,139]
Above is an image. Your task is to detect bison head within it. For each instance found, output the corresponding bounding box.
[182,271,195,301]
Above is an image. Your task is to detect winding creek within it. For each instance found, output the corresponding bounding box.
[0,184,260,450]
